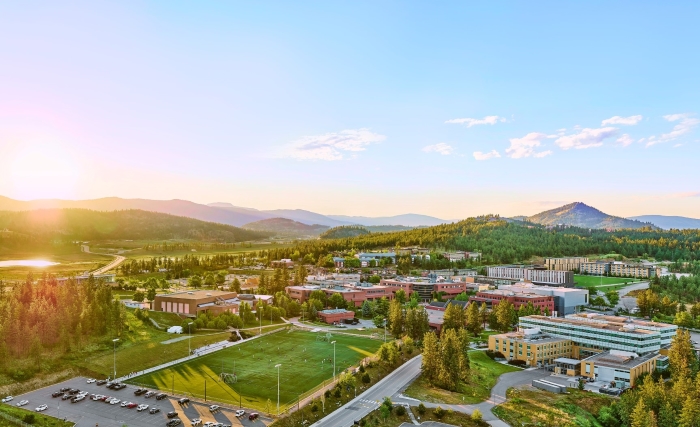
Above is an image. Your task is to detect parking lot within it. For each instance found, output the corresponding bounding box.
[14,377,270,427]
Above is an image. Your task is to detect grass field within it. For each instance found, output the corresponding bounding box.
[573,274,641,288]
[403,351,520,404]
[0,248,113,281]
[128,330,382,412]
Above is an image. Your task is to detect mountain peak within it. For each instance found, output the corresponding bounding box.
[527,202,658,230]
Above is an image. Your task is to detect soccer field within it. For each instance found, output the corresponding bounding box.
[573,274,640,288]
[127,330,382,412]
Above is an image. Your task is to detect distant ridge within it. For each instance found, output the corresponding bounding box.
[242,217,329,236]
[526,202,659,230]
[327,213,448,227]
[628,215,700,230]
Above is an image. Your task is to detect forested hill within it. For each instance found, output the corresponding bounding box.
[263,216,700,264]
[0,209,268,245]
[320,225,371,239]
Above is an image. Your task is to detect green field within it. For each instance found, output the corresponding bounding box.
[127,330,381,412]
[0,248,113,281]
[573,274,641,288]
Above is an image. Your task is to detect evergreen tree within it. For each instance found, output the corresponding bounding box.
[466,302,482,336]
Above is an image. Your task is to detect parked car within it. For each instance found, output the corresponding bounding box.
[248,413,259,421]
[106,382,115,389]
[150,407,161,414]
[1,396,13,403]
[134,389,147,396]
[208,405,220,412]
[121,401,129,407]
[203,422,216,427]
[68,389,80,395]
[109,398,121,405]
[61,394,73,401]
[15,400,29,407]
[167,419,182,427]
[114,383,127,390]
[234,410,245,417]
[145,391,157,398]
[35,404,48,412]
[190,418,202,426]
[155,393,167,400]
[86,378,96,384]
[52,392,63,398]
[98,396,109,401]
[137,404,149,412]
[178,398,190,405]
[96,380,107,386]
[59,387,71,392]
[71,396,85,403]
[127,402,138,409]
[167,412,179,419]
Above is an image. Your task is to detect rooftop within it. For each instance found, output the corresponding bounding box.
[523,315,657,335]
[156,290,237,300]
[583,350,659,369]
[493,331,569,345]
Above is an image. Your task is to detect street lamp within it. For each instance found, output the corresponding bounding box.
[188,322,194,356]
[383,318,387,343]
[112,338,119,380]
[275,364,282,416]
[330,341,336,378]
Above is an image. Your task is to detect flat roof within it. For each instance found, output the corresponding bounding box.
[554,358,581,365]
[156,290,237,300]
[320,309,351,314]
[523,315,658,335]
[493,332,568,345]
[584,351,659,369]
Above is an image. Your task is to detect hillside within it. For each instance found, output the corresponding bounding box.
[526,202,658,230]
[242,217,329,236]
[327,213,449,227]
[0,209,268,246]
[629,215,700,230]
[319,225,371,239]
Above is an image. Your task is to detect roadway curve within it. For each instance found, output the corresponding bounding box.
[81,245,126,275]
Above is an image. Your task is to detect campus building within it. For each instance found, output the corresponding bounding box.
[469,290,555,313]
[380,278,467,301]
[579,350,661,388]
[544,257,589,271]
[518,313,678,357]
[318,308,356,324]
[489,329,573,367]
[579,261,660,279]
[285,282,397,307]
[153,290,239,316]
[498,283,589,316]
[487,266,574,286]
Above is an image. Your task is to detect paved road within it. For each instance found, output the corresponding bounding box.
[13,376,270,427]
[310,355,423,427]
[616,281,649,310]
[82,245,126,275]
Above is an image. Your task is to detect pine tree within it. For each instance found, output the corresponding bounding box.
[678,395,700,427]
[466,302,482,336]
[422,332,439,383]
[442,303,465,334]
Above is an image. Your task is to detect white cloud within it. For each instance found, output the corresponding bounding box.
[673,143,682,148]
[422,143,454,155]
[445,115,506,127]
[555,127,617,150]
[601,115,643,126]
[645,113,700,146]
[534,150,553,158]
[473,150,501,161]
[505,132,553,159]
[282,128,386,160]
[616,134,634,147]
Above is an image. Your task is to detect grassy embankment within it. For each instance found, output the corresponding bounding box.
[492,387,614,427]
[0,403,73,427]
[403,351,520,404]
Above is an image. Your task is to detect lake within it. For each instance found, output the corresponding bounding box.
[0,260,59,268]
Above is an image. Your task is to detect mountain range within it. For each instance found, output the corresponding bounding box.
[522,202,658,230]
[628,215,700,230]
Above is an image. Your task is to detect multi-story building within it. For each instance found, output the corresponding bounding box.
[580,350,660,388]
[469,290,555,313]
[579,261,610,276]
[544,257,589,271]
[380,278,466,302]
[519,313,677,357]
[499,283,589,316]
[285,283,397,307]
[489,329,573,367]
[579,261,659,278]
[153,290,239,316]
[487,266,574,286]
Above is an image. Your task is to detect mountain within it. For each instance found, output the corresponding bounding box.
[628,215,700,230]
[242,217,329,236]
[0,196,270,226]
[327,213,449,227]
[320,225,371,239]
[0,209,268,244]
[207,203,348,227]
[526,202,659,230]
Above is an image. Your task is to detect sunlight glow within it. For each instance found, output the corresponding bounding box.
[9,143,81,200]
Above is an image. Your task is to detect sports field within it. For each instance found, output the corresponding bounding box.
[574,274,641,288]
[127,330,382,412]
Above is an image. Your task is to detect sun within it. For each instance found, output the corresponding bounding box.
[9,143,82,200]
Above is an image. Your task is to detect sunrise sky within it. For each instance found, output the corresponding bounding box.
[1,1,699,218]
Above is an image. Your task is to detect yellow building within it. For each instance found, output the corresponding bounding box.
[580,350,660,388]
[544,257,589,271]
[489,330,573,367]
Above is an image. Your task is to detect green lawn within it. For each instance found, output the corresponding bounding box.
[0,403,73,427]
[573,274,641,288]
[403,351,520,404]
[127,330,382,412]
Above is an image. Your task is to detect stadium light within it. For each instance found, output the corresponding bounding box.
[275,364,282,416]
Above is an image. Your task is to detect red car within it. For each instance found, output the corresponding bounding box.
[127,402,138,409]
[248,413,259,421]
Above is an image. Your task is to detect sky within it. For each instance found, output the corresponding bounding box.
[1,1,699,219]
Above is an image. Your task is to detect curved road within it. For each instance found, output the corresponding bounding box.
[82,245,126,275]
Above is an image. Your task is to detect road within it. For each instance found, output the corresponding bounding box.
[616,281,649,310]
[82,245,126,275]
[310,355,423,427]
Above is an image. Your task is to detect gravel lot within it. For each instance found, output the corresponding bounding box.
[14,377,270,427]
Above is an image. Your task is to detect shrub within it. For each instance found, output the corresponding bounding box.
[362,373,371,384]
[382,397,393,412]
[417,403,426,415]
[471,409,483,421]
[359,364,365,373]
[434,406,445,419]
[395,405,406,416]
[311,403,318,412]
[23,414,35,424]
[508,359,527,367]
[324,390,331,399]
[334,388,341,398]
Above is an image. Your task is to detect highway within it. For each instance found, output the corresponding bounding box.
[82,245,127,275]
[310,355,422,427]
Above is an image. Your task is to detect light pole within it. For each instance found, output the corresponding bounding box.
[330,341,336,378]
[383,318,387,343]
[112,338,119,380]
[188,322,194,356]
[275,364,281,416]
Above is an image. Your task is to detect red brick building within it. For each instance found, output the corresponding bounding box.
[318,309,356,324]
[469,290,554,313]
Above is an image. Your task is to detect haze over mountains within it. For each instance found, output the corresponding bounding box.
[1,196,699,231]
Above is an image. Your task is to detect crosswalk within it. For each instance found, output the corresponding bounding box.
[356,399,380,407]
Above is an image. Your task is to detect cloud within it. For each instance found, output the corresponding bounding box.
[555,127,618,150]
[645,113,700,146]
[616,134,634,147]
[422,143,454,155]
[673,143,682,148]
[473,150,501,161]
[445,115,507,127]
[534,150,553,158]
[505,132,554,159]
[601,115,643,126]
[282,128,386,160]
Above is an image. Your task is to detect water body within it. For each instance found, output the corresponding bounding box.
[0,260,59,268]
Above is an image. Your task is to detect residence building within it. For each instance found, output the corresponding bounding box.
[489,329,573,367]
[469,289,555,313]
[487,266,574,286]
[544,257,589,271]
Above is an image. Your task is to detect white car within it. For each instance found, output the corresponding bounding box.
[1,396,13,403]
[110,398,120,405]
[209,405,220,412]
[16,400,29,407]
[137,404,149,412]
[121,401,129,407]
[235,410,245,417]
[35,404,48,412]
[86,378,96,384]
[191,419,202,426]
[203,422,216,427]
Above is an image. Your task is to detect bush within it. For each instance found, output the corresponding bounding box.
[507,359,527,367]
[417,403,426,415]
[334,388,341,398]
[362,373,371,384]
[324,390,331,399]
[395,405,406,416]
[471,409,483,421]
[382,397,393,412]
[434,406,445,419]
[359,364,365,373]
[22,414,35,424]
